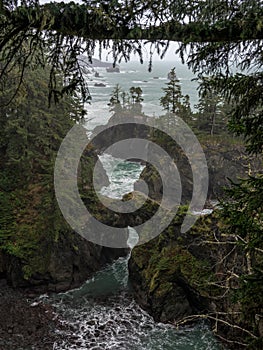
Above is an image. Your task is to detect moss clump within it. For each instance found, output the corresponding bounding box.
[145,244,215,297]
[131,206,230,314]
[131,211,220,302]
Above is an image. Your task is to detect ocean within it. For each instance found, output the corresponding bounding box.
[47,59,222,349]
[85,60,199,132]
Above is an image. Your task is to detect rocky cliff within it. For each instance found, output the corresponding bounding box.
[0,66,128,292]
[0,145,127,292]
[128,209,263,349]
[135,138,262,204]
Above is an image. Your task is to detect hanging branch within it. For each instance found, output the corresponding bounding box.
[0,1,262,103]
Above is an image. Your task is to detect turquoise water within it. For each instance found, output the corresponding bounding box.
[99,153,145,199]
[47,60,223,349]
[50,255,221,350]
[47,155,221,350]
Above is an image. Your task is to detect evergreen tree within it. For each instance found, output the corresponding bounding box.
[0,2,262,345]
[129,86,143,104]
[120,91,129,109]
[0,1,262,147]
[108,84,122,112]
[109,85,144,114]
[160,68,192,124]
[129,86,143,114]
[160,68,182,114]
[195,87,229,135]
[0,1,261,137]
[0,63,87,277]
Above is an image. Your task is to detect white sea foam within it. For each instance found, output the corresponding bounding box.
[99,154,145,199]
[132,80,147,83]
[45,257,221,350]
[46,61,220,349]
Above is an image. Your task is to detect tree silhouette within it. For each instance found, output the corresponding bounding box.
[160,68,192,123]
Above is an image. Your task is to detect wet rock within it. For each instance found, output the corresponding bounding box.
[0,281,66,349]
[128,211,259,348]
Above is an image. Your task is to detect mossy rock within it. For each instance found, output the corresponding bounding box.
[129,211,238,322]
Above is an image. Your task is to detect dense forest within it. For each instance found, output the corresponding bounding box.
[0,0,262,349]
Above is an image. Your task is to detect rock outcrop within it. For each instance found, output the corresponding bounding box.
[0,64,130,293]
[0,143,127,293]
[0,279,62,349]
[135,139,262,204]
[128,209,262,348]
[92,112,149,154]
[1,233,127,293]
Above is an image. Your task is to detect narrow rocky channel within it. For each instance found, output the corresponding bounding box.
[44,155,222,350]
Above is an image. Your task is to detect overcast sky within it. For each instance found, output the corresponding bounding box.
[38,0,181,62]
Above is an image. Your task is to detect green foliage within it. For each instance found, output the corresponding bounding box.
[194,81,230,136]
[160,68,181,112]
[0,1,263,104]
[159,68,193,126]
[109,84,122,112]
[234,269,263,326]
[0,63,86,278]
[220,175,263,324]
[109,84,144,114]
[198,73,263,153]
[132,212,217,300]
[224,73,263,154]
[0,1,262,345]
[130,86,143,104]
[221,176,263,242]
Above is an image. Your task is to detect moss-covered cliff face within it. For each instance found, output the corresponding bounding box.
[0,146,126,292]
[0,67,127,292]
[129,210,219,321]
[135,137,262,204]
[129,210,263,348]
